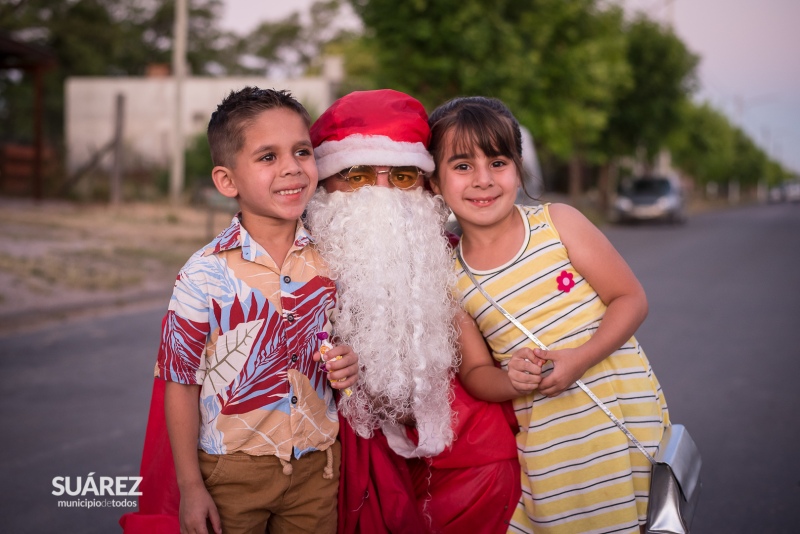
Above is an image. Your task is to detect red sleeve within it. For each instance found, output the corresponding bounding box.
[118,377,180,533]
[120,314,181,533]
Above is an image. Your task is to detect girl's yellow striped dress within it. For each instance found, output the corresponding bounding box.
[454,204,670,534]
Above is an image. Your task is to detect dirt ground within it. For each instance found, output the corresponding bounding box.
[0,198,235,336]
[0,193,729,337]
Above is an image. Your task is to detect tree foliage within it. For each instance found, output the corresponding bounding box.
[349,0,629,160]
[667,101,794,187]
[239,0,355,78]
[2,0,792,196]
[600,15,699,161]
[0,0,234,145]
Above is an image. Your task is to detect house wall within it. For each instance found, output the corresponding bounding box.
[65,76,333,172]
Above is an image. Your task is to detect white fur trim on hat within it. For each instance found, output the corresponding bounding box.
[314,134,435,180]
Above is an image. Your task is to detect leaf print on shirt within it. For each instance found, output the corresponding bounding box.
[219,308,288,415]
[202,318,265,401]
[160,310,208,383]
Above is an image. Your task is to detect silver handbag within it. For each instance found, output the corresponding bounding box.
[456,249,703,533]
[645,424,702,533]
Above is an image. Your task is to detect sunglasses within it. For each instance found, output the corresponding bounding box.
[334,165,424,190]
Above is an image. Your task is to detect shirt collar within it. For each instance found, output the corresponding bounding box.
[203,213,315,260]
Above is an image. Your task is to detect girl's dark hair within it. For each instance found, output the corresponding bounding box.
[207,87,311,168]
[428,96,531,197]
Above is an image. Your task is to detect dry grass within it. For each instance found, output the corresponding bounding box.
[0,199,233,323]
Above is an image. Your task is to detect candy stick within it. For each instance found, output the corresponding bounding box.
[317,332,352,396]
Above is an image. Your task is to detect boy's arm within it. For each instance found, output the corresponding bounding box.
[164,382,221,534]
[538,203,649,397]
[457,309,541,402]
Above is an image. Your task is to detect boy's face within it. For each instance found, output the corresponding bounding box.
[219,107,318,225]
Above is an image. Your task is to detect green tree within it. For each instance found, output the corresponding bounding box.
[729,127,768,188]
[239,0,356,78]
[601,16,698,161]
[669,102,735,187]
[0,0,235,147]
[595,15,698,208]
[669,100,789,193]
[349,0,629,199]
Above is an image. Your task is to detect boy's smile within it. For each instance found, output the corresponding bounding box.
[217,107,318,228]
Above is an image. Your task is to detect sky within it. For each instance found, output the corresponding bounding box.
[220,0,800,174]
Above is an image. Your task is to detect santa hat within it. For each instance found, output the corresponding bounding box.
[310,89,435,180]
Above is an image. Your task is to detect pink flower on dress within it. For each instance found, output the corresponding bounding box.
[556,270,575,293]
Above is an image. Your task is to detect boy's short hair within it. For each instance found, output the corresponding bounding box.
[428,96,528,190]
[207,87,312,168]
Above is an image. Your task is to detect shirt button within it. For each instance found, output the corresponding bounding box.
[283,275,291,284]
[291,396,298,404]
[286,314,295,323]
[291,354,298,362]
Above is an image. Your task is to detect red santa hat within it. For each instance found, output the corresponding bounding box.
[310,89,435,180]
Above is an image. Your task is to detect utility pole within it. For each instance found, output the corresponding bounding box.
[665,0,675,29]
[170,0,188,205]
[110,93,125,206]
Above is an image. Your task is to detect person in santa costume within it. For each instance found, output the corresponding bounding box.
[305,89,521,534]
[120,89,520,534]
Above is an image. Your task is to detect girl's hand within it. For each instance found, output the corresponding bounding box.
[506,348,544,395]
[535,347,589,397]
[315,344,359,390]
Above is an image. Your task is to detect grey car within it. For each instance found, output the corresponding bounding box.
[611,176,686,224]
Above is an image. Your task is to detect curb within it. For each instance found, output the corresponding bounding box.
[0,288,170,337]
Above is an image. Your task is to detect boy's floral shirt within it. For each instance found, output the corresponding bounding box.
[156,215,338,460]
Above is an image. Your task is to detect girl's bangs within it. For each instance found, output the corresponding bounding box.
[450,112,516,160]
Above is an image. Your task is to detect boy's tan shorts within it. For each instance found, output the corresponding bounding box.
[198,441,340,534]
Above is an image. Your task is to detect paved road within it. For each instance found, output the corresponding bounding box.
[605,202,800,533]
[1,202,798,533]
[0,305,165,533]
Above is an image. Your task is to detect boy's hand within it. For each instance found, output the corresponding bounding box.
[179,482,222,534]
[314,344,359,390]
[536,347,587,398]
[506,347,544,395]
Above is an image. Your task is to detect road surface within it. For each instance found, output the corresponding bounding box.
[1,202,798,532]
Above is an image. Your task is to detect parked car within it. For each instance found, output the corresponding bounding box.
[611,175,686,224]
[768,181,800,204]
[768,185,785,203]
[785,181,800,203]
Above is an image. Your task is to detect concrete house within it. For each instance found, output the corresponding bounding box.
[65,73,335,174]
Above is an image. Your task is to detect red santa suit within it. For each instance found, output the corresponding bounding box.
[120,339,519,534]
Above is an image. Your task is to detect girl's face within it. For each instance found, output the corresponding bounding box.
[431,130,520,232]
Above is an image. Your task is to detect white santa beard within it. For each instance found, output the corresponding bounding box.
[306,187,458,449]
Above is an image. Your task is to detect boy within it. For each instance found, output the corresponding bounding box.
[159,87,358,534]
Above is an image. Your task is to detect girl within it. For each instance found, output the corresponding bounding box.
[428,96,670,534]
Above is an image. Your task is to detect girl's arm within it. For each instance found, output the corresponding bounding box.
[457,309,542,402]
[537,203,648,397]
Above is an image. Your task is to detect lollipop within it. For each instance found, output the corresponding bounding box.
[317,332,352,396]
